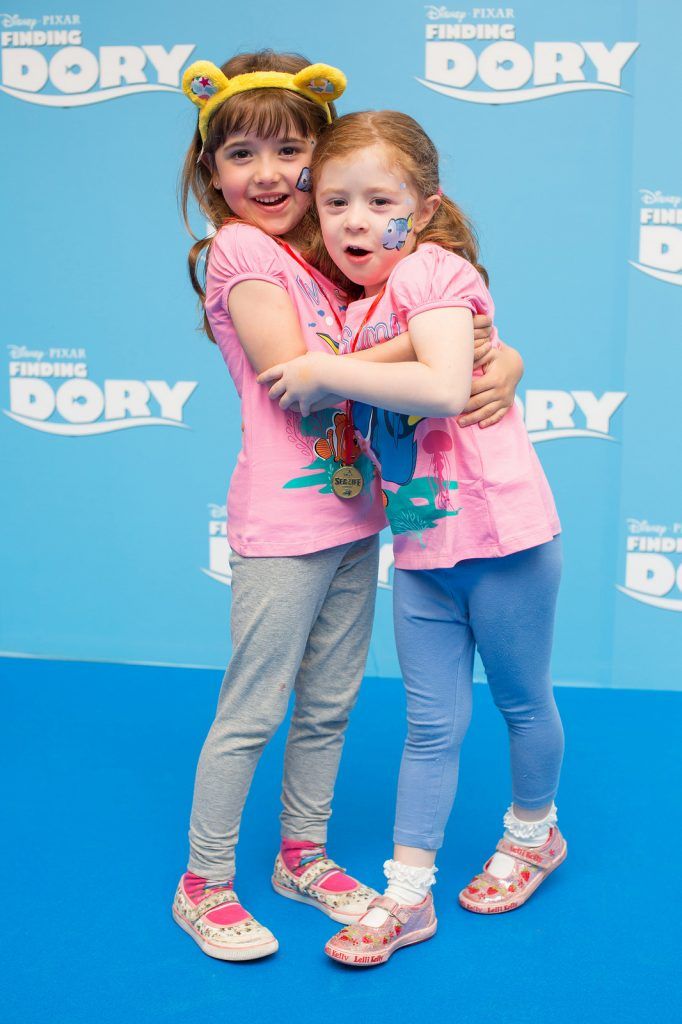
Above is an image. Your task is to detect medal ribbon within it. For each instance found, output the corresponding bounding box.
[339,286,386,464]
[278,239,385,467]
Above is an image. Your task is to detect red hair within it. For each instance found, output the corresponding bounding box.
[303,110,488,287]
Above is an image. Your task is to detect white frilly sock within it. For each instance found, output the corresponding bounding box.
[362,859,438,928]
[487,803,558,880]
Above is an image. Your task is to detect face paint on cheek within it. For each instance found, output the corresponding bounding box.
[296,167,312,192]
[381,212,414,250]
[400,182,407,190]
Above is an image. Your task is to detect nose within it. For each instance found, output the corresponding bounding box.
[344,200,369,233]
[252,155,280,186]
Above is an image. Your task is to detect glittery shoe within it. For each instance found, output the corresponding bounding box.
[324,894,437,966]
[459,826,567,914]
[272,852,378,925]
[172,874,278,961]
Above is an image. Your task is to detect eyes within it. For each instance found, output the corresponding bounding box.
[225,144,304,161]
[324,197,393,210]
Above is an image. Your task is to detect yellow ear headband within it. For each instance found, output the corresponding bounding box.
[182,60,347,143]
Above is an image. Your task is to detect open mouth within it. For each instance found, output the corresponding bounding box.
[252,194,289,209]
[345,245,372,260]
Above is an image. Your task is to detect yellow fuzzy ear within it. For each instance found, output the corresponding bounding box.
[182,61,230,109]
[292,63,346,103]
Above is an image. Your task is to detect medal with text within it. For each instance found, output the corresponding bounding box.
[331,463,363,499]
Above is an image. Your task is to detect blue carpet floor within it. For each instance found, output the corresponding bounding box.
[3,657,680,1024]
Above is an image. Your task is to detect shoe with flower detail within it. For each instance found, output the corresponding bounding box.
[272,849,378,925]
[324,894,437,966]
[458,826,567,914]
[172,873,278,961]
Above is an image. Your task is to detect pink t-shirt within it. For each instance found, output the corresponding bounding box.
[340,243,561,570]
[205,222,386,557]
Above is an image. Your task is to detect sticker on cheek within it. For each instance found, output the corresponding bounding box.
[381,212,414,250]
[296,167,312,192]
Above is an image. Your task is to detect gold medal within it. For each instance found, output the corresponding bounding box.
[331,464,363,499]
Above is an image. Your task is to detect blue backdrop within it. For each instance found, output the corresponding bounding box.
[2,1,680,689]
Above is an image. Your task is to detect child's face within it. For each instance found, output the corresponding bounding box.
[315,145,437,295]
[212,131,315,238]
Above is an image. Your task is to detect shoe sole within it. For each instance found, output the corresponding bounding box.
[172,906,279,961]
[458,843,568,915]
[271,877,370,925]
[324,919,438,967]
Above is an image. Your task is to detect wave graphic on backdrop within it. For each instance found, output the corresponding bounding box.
[3,412,189,435]
[415,79,628,104]
[628,261,682,286]
[616,586,682,612]
[529,428,617,443]
[0,84,181,106]
[201,568,231,586]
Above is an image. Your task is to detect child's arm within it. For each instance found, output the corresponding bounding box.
[260,307,474,418]
[300,318,521,423]
[347,313,492,366]
[228,282,307,374]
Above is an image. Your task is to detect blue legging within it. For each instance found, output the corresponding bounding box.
[392,537,564,850]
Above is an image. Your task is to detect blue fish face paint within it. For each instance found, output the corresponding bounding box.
[296,167,312,192]
[382,213,414,251]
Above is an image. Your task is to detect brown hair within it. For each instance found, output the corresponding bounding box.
[180,50,340,341]
[303,110,488,287]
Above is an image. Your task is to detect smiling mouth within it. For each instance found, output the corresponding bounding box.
[252,194,289,208]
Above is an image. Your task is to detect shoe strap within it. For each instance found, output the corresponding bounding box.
[367,895,412,925]
[496,834,556,871]
[297,857,344,892]
[185,887,240,923]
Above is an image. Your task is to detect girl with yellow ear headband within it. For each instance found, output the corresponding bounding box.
[173,48,522,963]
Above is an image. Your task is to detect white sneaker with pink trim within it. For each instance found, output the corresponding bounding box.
[172,874,278,961]
[272,852,378,924]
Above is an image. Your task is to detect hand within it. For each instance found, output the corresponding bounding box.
[473,314,493,368]
[458,347,522,429]
[308,394,347,412]
[257,352,331,417]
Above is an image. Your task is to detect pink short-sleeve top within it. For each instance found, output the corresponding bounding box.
[204,222,386,557]
[339,243,560,570]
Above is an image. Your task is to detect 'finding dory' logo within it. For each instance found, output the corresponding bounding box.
[382,215,413,250]
[629,187,682,287]
[0,22,195,106]
[419,16,639,104]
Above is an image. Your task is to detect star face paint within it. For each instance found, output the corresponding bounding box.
[296,167,312,192]
[316,144,425,296]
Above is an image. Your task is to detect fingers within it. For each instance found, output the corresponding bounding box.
[472,314,493,340]
[268,380,287,400]
[473,340,491,367]
[478,406,509,429]
[458,397,505,427]
[465,375,496,402]
[473,351,494,370]
[257,365,284,384]
[459,391,495,418]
